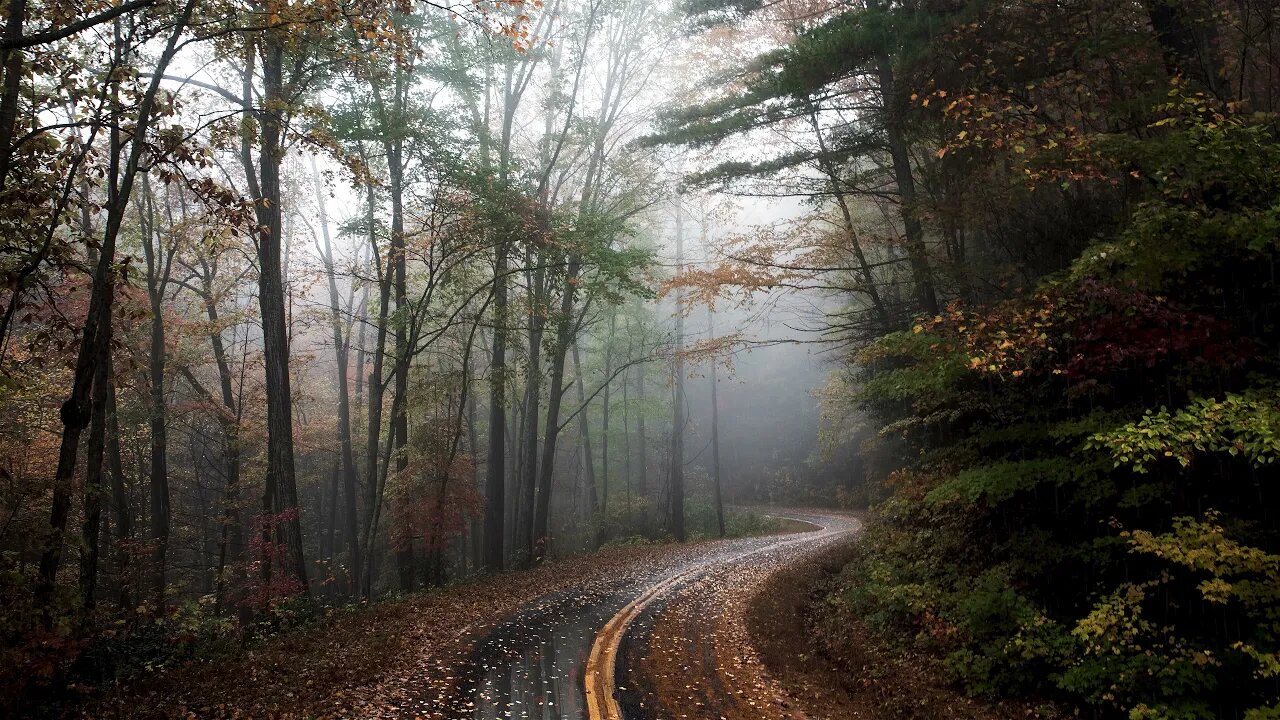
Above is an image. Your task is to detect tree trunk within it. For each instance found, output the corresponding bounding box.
[0,0,27,192]
[601,310,614,516]
[361,175,393,597]
[571,342,599,537]
[636,361,647,498]
[517,259,546,566]
[140,182,171,605]
[622,356,631,525]
[875,54,939,317]
[532,256,582,564]
[669,203,686,543]
[467,363,483,573]
[256,31,308,593]
[77,312,111,610]
[106,363,132,610]
[708,308,724,538]
[484,237,508,571]
[387,134,415,592]
[311,157,361,595]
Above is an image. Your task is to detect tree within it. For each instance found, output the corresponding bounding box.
[667,197,686,542]
[310,156,360,594]
[37,0,198,616]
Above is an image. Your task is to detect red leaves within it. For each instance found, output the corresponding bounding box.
[1061,280,1251,382]
[933,280,1252,389]
[243,508,307,610]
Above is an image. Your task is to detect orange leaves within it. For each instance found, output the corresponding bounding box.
[920,84,1109,186]
[662,260,781,313]
[915,296,1057,382]
[676,332,746,371]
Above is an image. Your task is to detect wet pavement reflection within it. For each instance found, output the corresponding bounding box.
[463,594,616,719]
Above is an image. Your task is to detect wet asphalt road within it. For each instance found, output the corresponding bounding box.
[440,510,860,720]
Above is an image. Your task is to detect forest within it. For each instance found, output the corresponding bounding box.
[2,0,1279,719]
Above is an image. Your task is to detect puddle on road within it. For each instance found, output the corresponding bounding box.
[466,601,609,719]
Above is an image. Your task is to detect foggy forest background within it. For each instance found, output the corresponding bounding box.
[4,1,1280,718]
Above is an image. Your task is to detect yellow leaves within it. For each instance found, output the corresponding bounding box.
[1198,578,1233,604]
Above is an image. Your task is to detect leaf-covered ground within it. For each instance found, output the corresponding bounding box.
[76,543,706,719]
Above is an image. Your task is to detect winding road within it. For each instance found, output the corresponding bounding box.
[443,510,861,720]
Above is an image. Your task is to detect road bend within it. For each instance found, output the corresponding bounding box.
[442,510,860,720]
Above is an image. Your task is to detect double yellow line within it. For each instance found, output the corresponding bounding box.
[583,563,703,720]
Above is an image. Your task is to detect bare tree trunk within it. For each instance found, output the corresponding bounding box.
[467,362,482,573]
[255,31,308,593]
[600,311,614,516]
[386,132,415,592]
[571,342,598,536]
[636,362,647,499]
[311,157,361,595]
[708,308,724,538]
[78,311,111,611]
[622,355,631,525]
[669,203,686,543]
[106,364,132,610]
[361,175,393,597]
[517,261,545,567]
[140,181,172,605]
[532,256,582,564]
[324,461,339,587]
[875,54,939,317]
[0,0,27,192]
[484,239,508,571]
